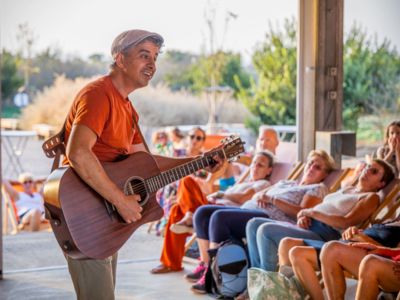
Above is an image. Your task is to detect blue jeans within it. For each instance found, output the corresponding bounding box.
[193,205,268,243]
[246,217,326,271]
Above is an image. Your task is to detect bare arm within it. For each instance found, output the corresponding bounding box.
[341,226,383,245]
[299,193,380,230]
[273,194,323,218]
[258,193,323,219]
[215,188,257,205]
[67,124,142,223]
[1,179,20,200]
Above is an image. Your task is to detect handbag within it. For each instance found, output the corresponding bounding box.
[248,267,306,300]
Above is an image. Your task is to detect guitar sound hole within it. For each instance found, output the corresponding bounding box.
[124,177,149,207]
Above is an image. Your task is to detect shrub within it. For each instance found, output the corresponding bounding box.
[19,75,251,130]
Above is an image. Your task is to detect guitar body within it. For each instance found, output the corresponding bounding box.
[44,151,165,260]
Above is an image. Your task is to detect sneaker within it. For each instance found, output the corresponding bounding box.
[191,270,207,294]
[185,261,206,282]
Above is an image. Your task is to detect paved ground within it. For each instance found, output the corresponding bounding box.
[1,226,211,300]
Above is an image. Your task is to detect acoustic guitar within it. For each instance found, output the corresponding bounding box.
[43,136,244,259]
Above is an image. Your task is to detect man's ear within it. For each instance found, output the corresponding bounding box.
[114,53,125,68]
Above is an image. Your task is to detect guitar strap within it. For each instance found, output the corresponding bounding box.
[42,110,150,173]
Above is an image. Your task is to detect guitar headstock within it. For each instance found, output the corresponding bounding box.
[221,136,245,161]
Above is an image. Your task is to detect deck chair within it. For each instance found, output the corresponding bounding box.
[2,186,20,235]
[2,180,48,234]
[324,168,351,193]
[292,167,350,193]
[359,178,400,229]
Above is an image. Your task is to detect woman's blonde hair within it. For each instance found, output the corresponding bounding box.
[307,149,336,173]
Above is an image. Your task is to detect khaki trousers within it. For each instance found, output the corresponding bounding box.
[66,253,118,300]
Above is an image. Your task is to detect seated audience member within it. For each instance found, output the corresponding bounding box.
[246,159,394,278]
[217,126,280,190]
[277,214,400,300]
[188,150,335,294]
[154,127,207,235]
[2,172,44,231]
[376,120,400,175]
[169,127,187,155]
[150,151,274,275]
[206,151,274,207]
[152,129,174,156]
[342,120,400,187]
[321,220,400,300]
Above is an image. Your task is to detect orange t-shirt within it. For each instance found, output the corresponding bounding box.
[63,75,142,163]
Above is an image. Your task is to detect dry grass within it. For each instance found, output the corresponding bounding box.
[19,75,251,130]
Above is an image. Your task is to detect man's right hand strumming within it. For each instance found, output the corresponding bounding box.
[114,193,143,223]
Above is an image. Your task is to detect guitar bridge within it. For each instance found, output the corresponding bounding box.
[103,200,124,222]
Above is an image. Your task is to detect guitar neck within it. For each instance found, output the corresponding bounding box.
[146,149,224,193]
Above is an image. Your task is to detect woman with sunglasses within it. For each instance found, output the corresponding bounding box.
[154,127,207,233]
[151,127,213,274]
[2,172,44,231]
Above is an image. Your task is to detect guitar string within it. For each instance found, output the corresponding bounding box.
[126,155,216,194]
[126,145,240,194]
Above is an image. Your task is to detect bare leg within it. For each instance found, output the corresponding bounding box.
[290,246,322,300]
[21,209,41,231]
[356,255,400,300]
[321,241,368,300]
[197,238,210,264]
[278,237,305,267]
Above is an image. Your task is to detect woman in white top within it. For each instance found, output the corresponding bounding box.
[206,151,275,207]
[2,172,44,231]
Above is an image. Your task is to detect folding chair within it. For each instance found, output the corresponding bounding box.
[360,178,400,229]
[291,167,350,193]
[2,179,48,234]
[2,186,20,235]
[324,168,351,193]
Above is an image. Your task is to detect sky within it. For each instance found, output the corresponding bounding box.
[1,0,399,63]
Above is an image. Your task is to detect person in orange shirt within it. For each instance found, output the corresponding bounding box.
[60,29,223,300]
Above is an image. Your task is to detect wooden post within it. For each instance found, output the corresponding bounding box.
[297,0,347,162]
[0,53,3,280]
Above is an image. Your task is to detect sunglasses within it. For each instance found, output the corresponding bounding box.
[190,135,204,141]
[23,180,33,184]
[365,164,380,175]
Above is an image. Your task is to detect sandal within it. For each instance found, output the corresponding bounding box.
[150,264,182,274]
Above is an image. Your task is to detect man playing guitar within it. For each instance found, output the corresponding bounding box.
[60,29,223,300]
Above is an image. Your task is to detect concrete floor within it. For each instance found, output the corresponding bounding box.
[0,226,212,300]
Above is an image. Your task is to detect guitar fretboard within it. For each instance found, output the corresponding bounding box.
[146,149,224,193]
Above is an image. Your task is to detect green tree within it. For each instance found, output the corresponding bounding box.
[237,18,400,132]
[343,25,400,130]
[29,47,108,92]
[164,50,250,97]
[1,50,24,102]
[237,18,297,127]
